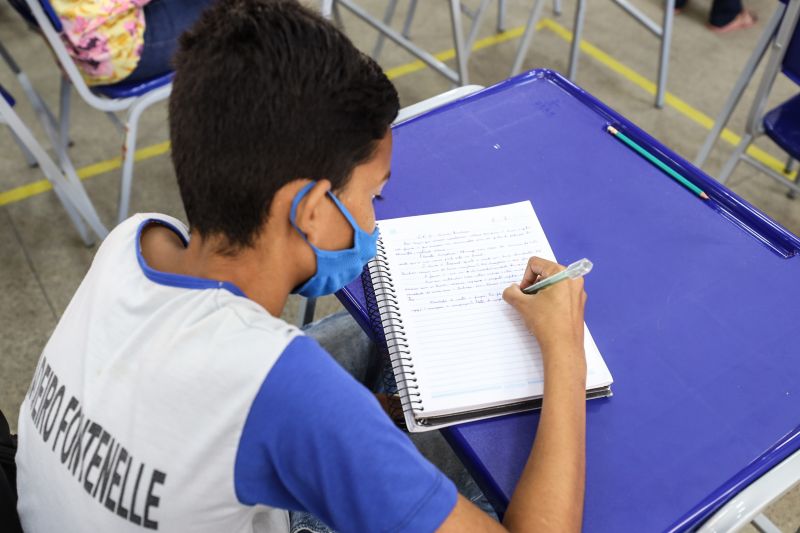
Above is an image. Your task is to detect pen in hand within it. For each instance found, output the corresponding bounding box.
[522,258,593,295]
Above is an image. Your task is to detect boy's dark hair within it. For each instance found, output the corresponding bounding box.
[169,0,399,251]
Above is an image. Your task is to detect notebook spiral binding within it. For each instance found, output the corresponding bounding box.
[362,238,423,429]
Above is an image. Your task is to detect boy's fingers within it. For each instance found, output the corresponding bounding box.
[522,257,565,286]
[503,284,525,306]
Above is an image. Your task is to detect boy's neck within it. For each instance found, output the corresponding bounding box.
[140,224,303,317]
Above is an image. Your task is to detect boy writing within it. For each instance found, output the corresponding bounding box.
[16,1,588,531]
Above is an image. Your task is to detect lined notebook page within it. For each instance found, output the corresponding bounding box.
[375,201,611,417]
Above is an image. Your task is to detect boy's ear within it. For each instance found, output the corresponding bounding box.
[293,179,332,241]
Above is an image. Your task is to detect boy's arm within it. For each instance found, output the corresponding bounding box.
[437,256,588,533]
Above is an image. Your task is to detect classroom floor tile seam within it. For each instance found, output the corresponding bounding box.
[0,17,794,209]
[1,205,57,320]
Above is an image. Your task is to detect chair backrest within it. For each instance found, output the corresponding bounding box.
[782,24,800,84]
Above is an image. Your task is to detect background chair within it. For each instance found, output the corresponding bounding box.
[0,39,53,167]
[365,0,562,81]
[12,0,173,225]
[371,0,559,61]
[321,0,470,86]
[712,0,800,197]
[512,0,675,108]
[695,0,792,168]
[697,447,800,532]
[0,80,35,167]
[1,83,107,244]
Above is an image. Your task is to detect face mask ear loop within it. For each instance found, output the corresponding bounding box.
[291,183,377,252]
[327,191,364,234]
[328,191,380,240]
[289,182,316,245]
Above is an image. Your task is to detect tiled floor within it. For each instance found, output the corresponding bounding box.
[1,0,799,530]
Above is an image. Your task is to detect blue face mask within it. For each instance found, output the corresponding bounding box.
[290,182,379,297]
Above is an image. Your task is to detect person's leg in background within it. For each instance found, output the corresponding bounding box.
[124,0,212,83]
[674,0,756,32]
[297,311,498,533]
[709,0,757,32]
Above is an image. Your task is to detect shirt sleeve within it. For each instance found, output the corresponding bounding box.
[233,335,457,533]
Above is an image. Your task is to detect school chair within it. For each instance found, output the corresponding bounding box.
[0,39,51,168]
[697,447,800,532]
[512,0,675,108]
[320,0,470,86]
[12,0,173,225]
[368,0,562,71]
[1,87,36,167]
[0,83,108,245]
[696,0,800,198]
[709,0,800,196]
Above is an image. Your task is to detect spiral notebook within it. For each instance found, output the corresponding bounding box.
[363,201,613,432]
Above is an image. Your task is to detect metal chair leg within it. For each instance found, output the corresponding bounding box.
[402,0,419,38]
[746,0,800,137]
[320,0,334,18]
[449,0,469,85]
[51,179,95,246]
[511,0,547,76]
[118,117,140,224]
[332,0,344,27]
[60,165,108,240]
[553,0,563,16]
[568,0,587,80]
[372,0,400,60]
[718,133,753,185]
[785,156,798,199]
[465,0,493,54]
[751,513,782,533]
[0,97,107,244]
[694,5,783,168]
[117,85,172,223]
[104,111,126,134]
[1,41,64,151]
[8,126,38,167]
[784,156,796,173]
[497,0,507,32]
[300,297,318,326]
[655,0,675,108]
[58,75,71,157]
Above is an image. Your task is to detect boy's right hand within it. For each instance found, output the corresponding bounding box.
[502,256,587,361]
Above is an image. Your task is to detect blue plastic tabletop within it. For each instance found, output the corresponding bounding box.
[338,70,800,532]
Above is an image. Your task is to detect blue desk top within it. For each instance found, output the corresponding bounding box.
[338,70,800,532]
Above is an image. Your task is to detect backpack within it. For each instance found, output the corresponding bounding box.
[0,409,23,533]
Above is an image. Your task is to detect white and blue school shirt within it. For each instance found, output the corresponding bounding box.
[15,213,457,533]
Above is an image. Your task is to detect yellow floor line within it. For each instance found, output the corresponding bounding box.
[0,141,171,207]
[540,18,796,181]
[385,23,532,79]
[1,17,793,207]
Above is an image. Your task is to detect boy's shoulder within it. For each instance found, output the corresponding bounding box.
[88,212,306,361]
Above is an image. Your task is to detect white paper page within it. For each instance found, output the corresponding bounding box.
[375,201,611,417]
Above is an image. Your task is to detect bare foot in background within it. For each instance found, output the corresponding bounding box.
[709,9,758,33]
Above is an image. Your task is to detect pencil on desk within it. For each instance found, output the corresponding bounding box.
[606,125,709,201]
